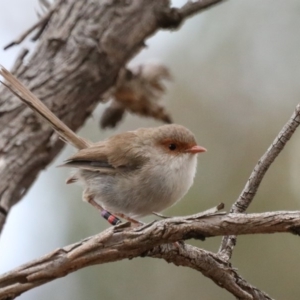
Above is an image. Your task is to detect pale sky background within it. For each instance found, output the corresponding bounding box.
[1,1,300,300]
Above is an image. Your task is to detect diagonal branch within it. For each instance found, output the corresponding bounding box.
[178,0,227,19]
[219,104,300,260]
[1,209,300,299]
[148,244,272,300]
[157,0,226,29]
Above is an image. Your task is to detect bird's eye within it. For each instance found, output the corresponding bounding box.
[168,143,177,151]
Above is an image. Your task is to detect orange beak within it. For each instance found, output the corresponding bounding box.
[186,145,207,154]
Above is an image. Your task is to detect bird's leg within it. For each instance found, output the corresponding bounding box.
[100,209,122,226]
[83,192,141,226]
[84,194,121,226]
[114,212,144,226]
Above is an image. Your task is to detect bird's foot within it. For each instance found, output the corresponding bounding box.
[84,194,143,226]
[152,211,170,219]
[114,212,144,226]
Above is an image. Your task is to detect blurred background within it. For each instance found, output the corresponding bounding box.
[1,0,300,299]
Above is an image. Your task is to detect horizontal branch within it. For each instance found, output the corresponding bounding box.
[1,209,298,299]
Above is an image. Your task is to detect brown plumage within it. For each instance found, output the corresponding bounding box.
[0,65,206,224]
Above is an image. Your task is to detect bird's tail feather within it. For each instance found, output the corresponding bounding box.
[0,65,91,150]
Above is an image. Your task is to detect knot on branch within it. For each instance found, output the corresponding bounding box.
[156,8,183,29]
[181,230,206,241]
[290,225,300,236]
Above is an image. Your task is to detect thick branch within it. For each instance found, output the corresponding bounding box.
[149,245,272,300]
[0,1,277,299]
[1,210,299,299]
[0,0,224,235]
[219,104,300,259]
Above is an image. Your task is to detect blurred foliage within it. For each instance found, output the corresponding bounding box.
[1,0,300,299]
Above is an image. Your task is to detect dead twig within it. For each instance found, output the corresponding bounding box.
[4,0,63,50]
[219,104,300,260]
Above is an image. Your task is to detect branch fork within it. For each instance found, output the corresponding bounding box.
[0,0,298,299]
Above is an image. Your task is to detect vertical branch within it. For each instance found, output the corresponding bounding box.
[219,104,300,259]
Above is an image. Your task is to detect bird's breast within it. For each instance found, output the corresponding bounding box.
[78,154,197,218]
[154,154,197,207]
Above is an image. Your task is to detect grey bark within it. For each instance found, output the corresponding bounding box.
[0,0,167,230]
[0,0,224,232]
[3,209,297,300]
[1,0,293,300]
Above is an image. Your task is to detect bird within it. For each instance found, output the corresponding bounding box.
[0,65,206,225]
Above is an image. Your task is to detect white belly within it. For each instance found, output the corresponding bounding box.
[79,154,198,218]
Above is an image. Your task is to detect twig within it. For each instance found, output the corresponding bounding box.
[3,0,62,50]
[1,210,300,299]
[39,0,51,11]
[11,48,29,73]
[219,104,300,260]
[158,0,227,29]
[178,0,226,19]
[4,16,50,50]
[152,202,224,219]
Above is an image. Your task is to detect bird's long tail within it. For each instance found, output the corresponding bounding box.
[0,65,91,150]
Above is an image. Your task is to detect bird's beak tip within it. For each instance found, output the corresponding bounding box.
[187,145,207,154]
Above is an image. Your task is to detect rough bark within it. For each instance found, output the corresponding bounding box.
[2,209,298,300]
[0,0,225,233]
[1,1,296,300]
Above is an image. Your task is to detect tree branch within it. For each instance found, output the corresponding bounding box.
[148,245,272,300]
[0,0,224,235]
[178,0,226,19]
[1,209,300,299]
[219,104,300,259]
[157,0,226,29]
[1,1,289,299]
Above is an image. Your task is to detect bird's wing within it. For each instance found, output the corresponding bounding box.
[59,132,148,173]
[59,159,116,173]
[59,144,119,174]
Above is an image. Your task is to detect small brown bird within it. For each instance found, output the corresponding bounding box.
[0,66,206,225]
